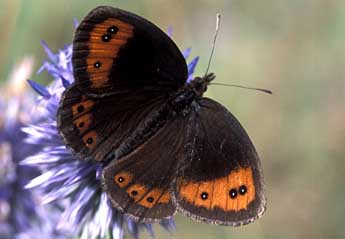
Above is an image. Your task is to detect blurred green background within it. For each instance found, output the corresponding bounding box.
[1,0,345,238]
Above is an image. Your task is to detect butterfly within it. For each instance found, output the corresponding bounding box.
[57,6,266,226]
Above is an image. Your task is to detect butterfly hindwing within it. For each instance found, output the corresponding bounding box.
[73,6,188,96]
[101,112,192,222]
[174,98,266,226]
[58,85,169,162]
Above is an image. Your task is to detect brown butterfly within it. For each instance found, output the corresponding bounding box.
[57,6,266,226]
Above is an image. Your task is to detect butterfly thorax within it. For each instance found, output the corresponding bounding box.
[169,73,215,114]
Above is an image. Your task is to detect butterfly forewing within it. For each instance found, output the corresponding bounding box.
[73,6,188,96]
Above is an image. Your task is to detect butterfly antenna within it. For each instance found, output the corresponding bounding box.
[204,13,221,77]
[209,83,272,95]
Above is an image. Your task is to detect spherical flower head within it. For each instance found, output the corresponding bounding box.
[23,24,198,239]
[0,58,65,239]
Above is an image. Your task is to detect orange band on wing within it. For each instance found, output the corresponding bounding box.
[113,171,172,209]
[86,18,134,89]
[178,167,255,212]
[127,185,172,209]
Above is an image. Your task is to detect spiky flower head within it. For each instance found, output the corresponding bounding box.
[0,57,65,239]
[23,25,198,239]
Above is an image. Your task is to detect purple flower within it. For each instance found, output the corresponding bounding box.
[23,25,198,239]
[0,58,65,239]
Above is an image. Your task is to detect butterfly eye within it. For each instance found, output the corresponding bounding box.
[192,80,207,95]
[195,82,203,91]
[239,185,247,195]
[229,188,238,199]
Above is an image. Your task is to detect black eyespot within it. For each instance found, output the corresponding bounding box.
[78,122,85,128]
[131,190,138,196]
[86,137,93,144]
[94,61,101,68]
[102,34,112,42]
[239,185,247,195]
[147,197,154,203]
[118,176,124,183]
[77,105,84,113]
[229,188,238,199]
[107,26,119,34]
[201,192,208,200]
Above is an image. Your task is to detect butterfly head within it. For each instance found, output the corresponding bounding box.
[189,73,216,97]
